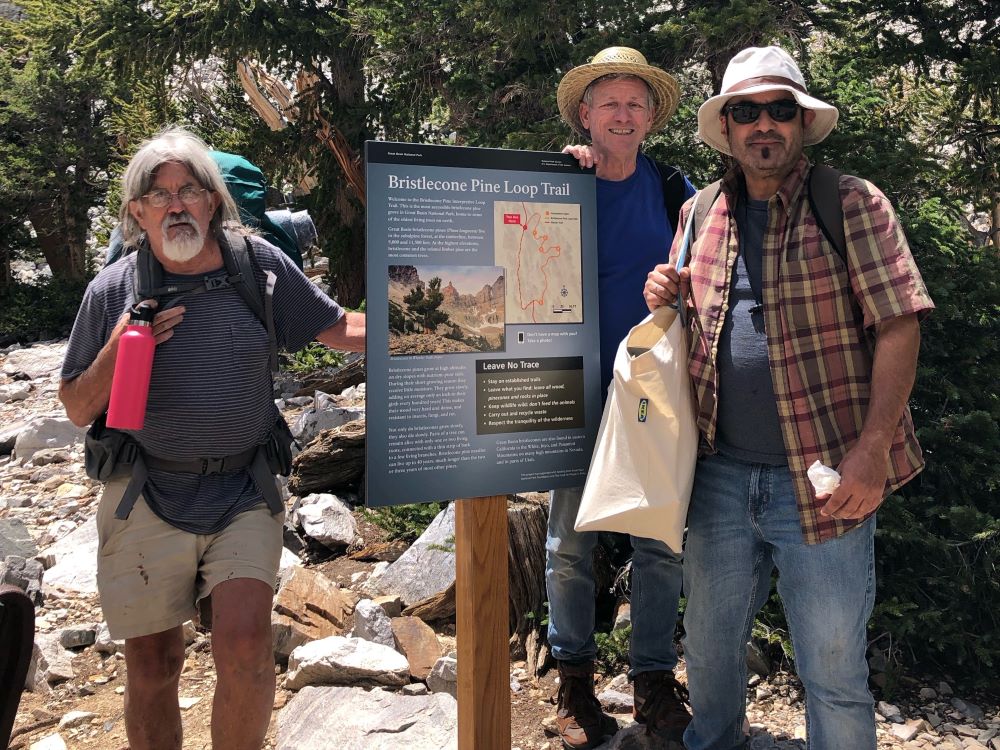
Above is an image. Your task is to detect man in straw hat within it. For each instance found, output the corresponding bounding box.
[645,46,933,749]
[548,46,696,749]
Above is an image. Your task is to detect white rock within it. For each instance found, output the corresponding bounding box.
[295,493,358,549]
[275,685,456,750]
[31,632,75,685]
[58,711,97,729]
[285,636,409,690]
[891,720,921,742]
[277,546,302,587]
[42,515,98,594]
[178,696,202,710]
[29,733,68,750]
[0,382,31,402]
[3,344,67,381]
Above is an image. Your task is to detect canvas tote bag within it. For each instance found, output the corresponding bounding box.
[575,217,698,554]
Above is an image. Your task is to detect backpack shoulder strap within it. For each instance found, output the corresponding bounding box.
[654,160,687,235]
[222,231,278,372]
[133,244,162,305]
[690,179,723,243]
[807,165,847,264]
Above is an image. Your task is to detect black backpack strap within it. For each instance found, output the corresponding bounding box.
[133,244,162,305]
[132,233,279,371]
[807,165,847,264]
[654,160,688,235]
[133,240,240,309]
[221,231,279,372]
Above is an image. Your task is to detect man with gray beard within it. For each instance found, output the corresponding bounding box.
[59,127,365,750]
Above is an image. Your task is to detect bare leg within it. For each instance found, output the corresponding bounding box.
[209,578,276,750]
[123,627,185,750]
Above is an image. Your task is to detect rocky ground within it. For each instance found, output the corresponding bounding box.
[2,339,998,750]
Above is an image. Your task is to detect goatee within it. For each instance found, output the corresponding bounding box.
[160,213,204,262]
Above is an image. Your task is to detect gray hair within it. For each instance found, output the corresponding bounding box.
[119,126,242,249]
[582,73,657,112]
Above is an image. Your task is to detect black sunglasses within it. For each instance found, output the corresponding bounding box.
[723,99,800,124]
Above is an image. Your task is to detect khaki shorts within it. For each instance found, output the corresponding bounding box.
[95,478,284,640]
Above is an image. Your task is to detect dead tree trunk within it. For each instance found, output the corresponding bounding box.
[507,494,549,675]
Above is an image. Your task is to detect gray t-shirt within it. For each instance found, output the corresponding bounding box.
[715,197,787,465]
[62,235,345,533]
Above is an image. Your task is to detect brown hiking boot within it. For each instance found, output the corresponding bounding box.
[633,669,691,740]
[554,660,618,749]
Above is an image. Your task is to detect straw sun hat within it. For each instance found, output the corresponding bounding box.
[557,47,680,137]
[697,46,839,155]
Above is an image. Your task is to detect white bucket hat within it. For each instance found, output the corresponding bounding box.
[697,46,839,156]
[557,47,680,137]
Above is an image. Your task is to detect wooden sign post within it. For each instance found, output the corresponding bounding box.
[456,495,511,750]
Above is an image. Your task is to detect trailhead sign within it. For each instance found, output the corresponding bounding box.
[365,141,601,506]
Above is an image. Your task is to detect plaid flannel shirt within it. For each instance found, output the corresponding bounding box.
[670,157,934,544]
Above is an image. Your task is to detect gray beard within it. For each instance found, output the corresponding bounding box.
[160,215,204,262]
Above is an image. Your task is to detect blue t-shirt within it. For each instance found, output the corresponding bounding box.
[596,154,696,396]
[715,196,787,464]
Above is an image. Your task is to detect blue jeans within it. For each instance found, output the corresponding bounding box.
[545,485,683,673]
[682,454,876,750]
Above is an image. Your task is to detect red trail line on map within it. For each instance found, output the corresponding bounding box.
[513,202,562,323]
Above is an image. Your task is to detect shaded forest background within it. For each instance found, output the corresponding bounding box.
[1,0,998,689]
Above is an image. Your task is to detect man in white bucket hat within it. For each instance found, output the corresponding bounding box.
[645,46,933,749]
[547,46,697,749]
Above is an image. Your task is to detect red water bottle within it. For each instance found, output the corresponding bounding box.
[106,303,156,430]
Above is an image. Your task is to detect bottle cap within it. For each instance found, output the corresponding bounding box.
[130,303,156,325]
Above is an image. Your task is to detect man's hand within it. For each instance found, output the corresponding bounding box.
[562,144,598,170]
[109,300,186,347]
[644,264,690,312]
[819,440,889,519]
[820,313,921,520]
[148,303,185,345]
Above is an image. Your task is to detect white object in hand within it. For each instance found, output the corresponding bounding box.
[807,460,841,496]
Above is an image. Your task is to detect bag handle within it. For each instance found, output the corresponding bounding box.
[626,209,698,357]
[672,204,696,329]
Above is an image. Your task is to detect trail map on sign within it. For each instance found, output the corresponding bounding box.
[494,201,582,324]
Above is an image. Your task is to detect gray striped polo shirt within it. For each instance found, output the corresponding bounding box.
[62,235,345,534]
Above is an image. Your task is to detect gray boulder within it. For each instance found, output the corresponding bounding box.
[0,517,38,559]
[426,654,457,698]
[0,555,44,605]
[351,598,395,648]
[375,503,455,606]
[12,417,86,462]
[59,624,97,650]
